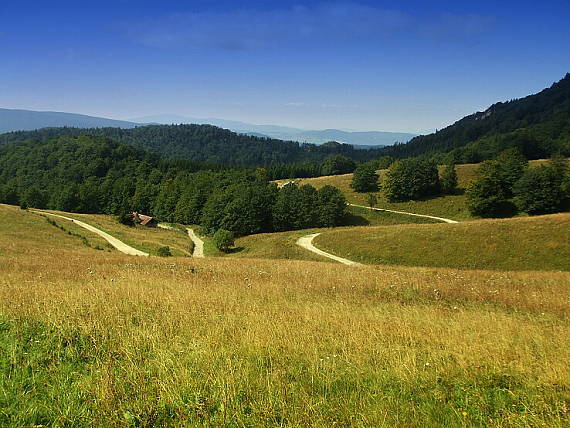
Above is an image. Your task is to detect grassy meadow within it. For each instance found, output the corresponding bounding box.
[1,203,570,426]
[44,210,194,257]
[314,213,570,271]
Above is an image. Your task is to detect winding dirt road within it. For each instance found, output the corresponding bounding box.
[349,204,458,223]
[297,205,459,264]
[36,211,149,256]
[187,228,205,258]
[296,233,362,266]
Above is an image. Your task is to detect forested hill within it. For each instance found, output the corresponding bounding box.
[381,73,570,162]
[0,124,384,166]
[0,135,350,237]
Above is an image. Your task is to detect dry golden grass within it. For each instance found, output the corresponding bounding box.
[1,204,569,426]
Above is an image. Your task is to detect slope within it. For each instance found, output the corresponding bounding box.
[381,73,570,161]
[313,213,570,271]
[1,201,569,427]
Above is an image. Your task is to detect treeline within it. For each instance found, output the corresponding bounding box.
[0,124,385,166]
[0,136,348,236]
[380,74,570,163]
[349,157,458,202]
[265,155,396,180]
[466,151,570,217]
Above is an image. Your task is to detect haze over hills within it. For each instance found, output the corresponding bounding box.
[0,108,415,147]
[0,108,139,133]
[129,114,417,146]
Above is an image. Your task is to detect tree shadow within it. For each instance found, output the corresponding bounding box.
[343,213,370,226]
[226,246,245,254]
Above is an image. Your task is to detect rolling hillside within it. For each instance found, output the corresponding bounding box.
[313,213,570,271]
[1,203,569,426]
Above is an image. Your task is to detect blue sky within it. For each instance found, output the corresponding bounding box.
[1,0,569,133]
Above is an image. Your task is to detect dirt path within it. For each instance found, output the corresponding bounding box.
[187,228,205,258]
[297,205,458,264]
[349,204,459,224]
[36,211,149,256]
[296,233,362,266]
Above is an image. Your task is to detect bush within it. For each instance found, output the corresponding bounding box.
[213,229,235,253]
[157,246,172,257]
[351,163,379,193]
[117,210,134,226]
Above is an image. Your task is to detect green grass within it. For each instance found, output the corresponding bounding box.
[314,213,570,271]
[45,211,194,257]
[346,205,440,226]
[222,228,329,262]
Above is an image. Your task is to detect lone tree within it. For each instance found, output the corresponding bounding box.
[440,163,458,194]
[213,229,235,253]
[351,163,379,193]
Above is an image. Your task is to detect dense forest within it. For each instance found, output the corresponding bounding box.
[0,124,385,166]
[380,74,570,162]
[0,136,349,236]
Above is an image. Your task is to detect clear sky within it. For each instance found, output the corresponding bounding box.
[1,0,569,133]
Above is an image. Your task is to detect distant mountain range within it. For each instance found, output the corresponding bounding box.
[129,114,416,146]
[0,108,138,133]
[0,108,415,147]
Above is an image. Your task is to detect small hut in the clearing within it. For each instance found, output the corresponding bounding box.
[132,212,157,227]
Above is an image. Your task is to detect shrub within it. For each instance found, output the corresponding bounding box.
[157,246,172,257]
[213,229,235,253]
[117,210,134,226]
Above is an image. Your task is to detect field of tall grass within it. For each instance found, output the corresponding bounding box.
[1,204,569,426]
